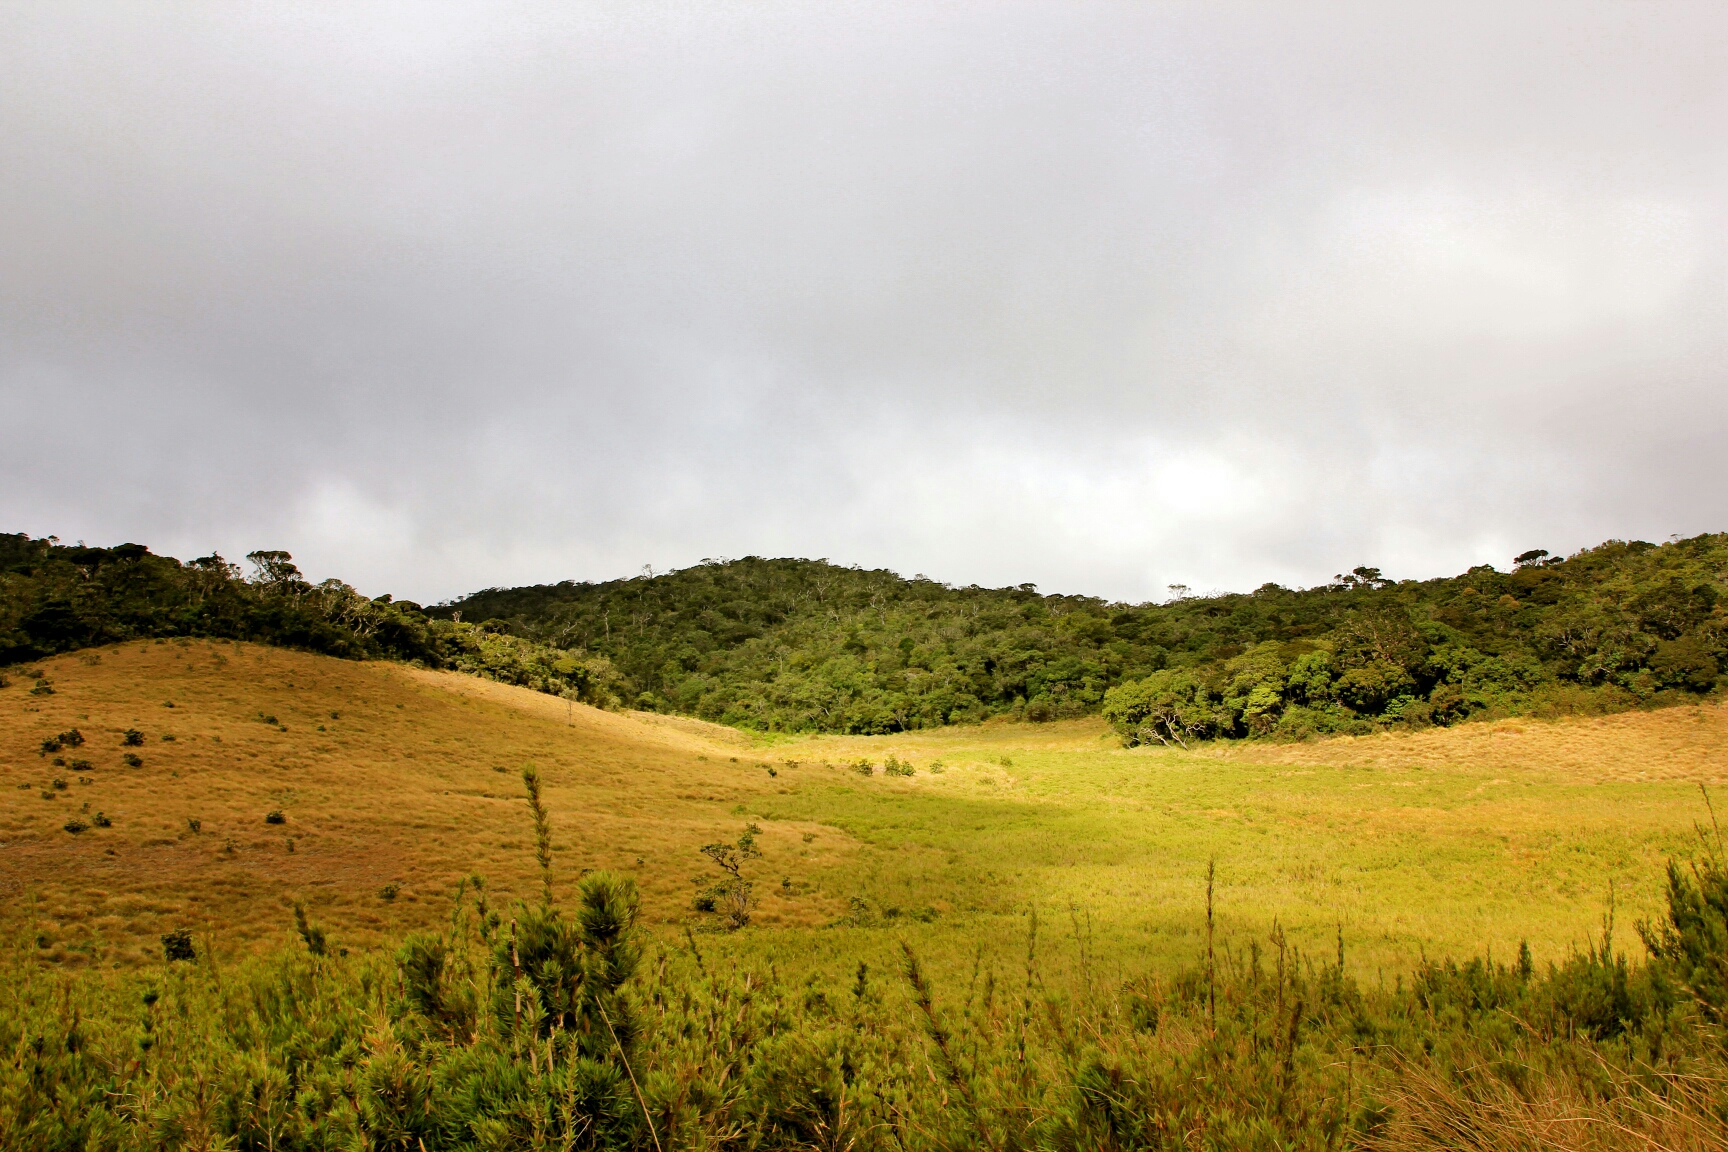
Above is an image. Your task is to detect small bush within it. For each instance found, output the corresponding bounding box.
[57,728,84,747]
[63,817,89,834]
[265,810,286,825]
[160,929,195,962]
[0,673,8,688]
[258,712,278,725]
[69,758,92,772]
[186,817,201,834]
[93,812,111,828]
[122,753,142,767]
[51,777,67,790]
[379,883,400,902]
[883,755,914,777]
[39,737,60,756]
[853,759,874,777]
[30,679,54,696]
[929,760,946,774]
[161,733,175,741]
[122,728,144,746]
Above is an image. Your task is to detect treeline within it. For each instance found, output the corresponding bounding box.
[0,534,623,707]
[434,536,1728,737]
[6,775,1728,1150]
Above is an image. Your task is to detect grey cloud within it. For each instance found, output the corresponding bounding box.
[2,2,1723,602]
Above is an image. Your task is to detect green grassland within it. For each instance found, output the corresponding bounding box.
[6,643,1728,1149]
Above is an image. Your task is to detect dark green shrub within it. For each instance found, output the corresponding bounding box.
[92,812,111,828]
[30,679,53,696]
[121,728,144,746]
[68,758,91,772]
[51,777,66,790]
[853,759,874,776]
[63,816,88,834]
[265,810,286,825]
[57,728,83,747]
[160,929,195,962]
[186,817,201,834]
[122,753,142,767]
[379,883,400,902]
[293,904,328,956]
[39,737,60,756]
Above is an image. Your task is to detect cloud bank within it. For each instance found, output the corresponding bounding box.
[2,2,1723,602]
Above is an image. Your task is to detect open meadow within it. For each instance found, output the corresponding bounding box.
[5,638,1724,985]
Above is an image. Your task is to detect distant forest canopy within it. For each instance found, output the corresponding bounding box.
[0,534,623,708]
[431,535,1727,738]
[5,530,1725,741]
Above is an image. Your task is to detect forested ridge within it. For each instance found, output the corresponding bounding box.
[0,533,623,707]
[434,534,1728,737]
[6,530,1725,740]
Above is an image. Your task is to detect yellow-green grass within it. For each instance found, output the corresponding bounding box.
[3,640,1724,994]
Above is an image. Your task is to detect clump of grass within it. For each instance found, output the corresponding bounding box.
[265,810,286,825]
[929,759,946,773]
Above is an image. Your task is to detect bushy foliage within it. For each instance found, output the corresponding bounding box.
[429,539,1727,737]
[0,533,623,709]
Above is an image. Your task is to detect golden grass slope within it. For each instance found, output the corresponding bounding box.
[0,640,849,967]
[4,638,1726,981]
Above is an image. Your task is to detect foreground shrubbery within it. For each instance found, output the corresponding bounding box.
[5,774,1728,1151]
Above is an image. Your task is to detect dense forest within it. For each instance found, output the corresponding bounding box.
[0,534,623,707]
[434,536,1727,738]
[6,530,1725,740]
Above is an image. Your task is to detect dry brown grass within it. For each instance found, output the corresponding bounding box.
[1225,704,1728,785]
[1368,1060,1728,1152]
[7,643,1725,978]
[0,640,853,966]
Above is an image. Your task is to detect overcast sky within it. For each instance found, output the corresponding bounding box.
[2,3,1724,604]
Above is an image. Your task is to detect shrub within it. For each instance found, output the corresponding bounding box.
[379,883,400,902]
[160,929,195,962]
[39,737,60,756]
[186,817,201,834]
[68,758,91,772]
[57,728,83,747]
[883,755,914,777]
[30,679,54,696]
[293,904,329,956]
[121,728,144,746]
[92,812,111,828]
[122,753,142,767]
[853,759,874,777]
[265,810,286,825]
[51,777,67,790]
[63,817,88,834]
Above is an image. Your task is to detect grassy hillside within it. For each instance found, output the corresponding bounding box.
[6,639,1723,979]
[432,535,1728,737]
[7,641,1728,1149]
